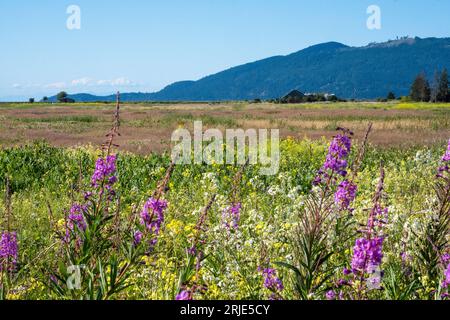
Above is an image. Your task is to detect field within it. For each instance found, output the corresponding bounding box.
[0,101,449,300]
[0,101,449,153]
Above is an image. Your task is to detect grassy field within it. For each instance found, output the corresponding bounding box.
[0,101,448,153]
[0,101,449,300]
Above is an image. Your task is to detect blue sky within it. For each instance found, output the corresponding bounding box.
[1,0,449,101]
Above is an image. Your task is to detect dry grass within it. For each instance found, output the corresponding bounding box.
[0,102,448,153]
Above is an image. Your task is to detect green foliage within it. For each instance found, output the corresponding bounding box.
[437,69,449,102]
[410,73,431,102]
[0,138,448,300]
[387,92,396,100]
[56,92,68,102]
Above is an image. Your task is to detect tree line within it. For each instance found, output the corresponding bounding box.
[410,69,449,102]
[26,70,449,104]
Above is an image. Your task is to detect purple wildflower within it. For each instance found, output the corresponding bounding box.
[261,268,284,292]
[442,253,450,264]
[91,154,117,187]
[444,264,450,288]
[437,140,450,178]
[324,134,351,171]
[344,166,388,293]
[140,198,168,247]
[67,204,87,232]
[326,290,336,300]
[133,231,143,246]
[351,237,384,273]
[343,268,352,275]
[64,204,87,245]
[187,246,197,256]
[334,180,357,210]
[0,231,18,272]
[442,254,450,288]
[314,130,353,185]
[222,202,241,230]
[176,290,193,300]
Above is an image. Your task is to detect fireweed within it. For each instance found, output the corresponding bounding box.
[333,165,388,300]
[0,178,18,299]
[222,202,241,231]
[139,198,168,249]
[313,128,353,186]
[1,179,17,273]
[335,180,358,212]
[43,93,174,300]
[259,266,284,300]
[278,127,371,300]
[2,111,449,301]
[137,161,174,252]
[0,232,18,273]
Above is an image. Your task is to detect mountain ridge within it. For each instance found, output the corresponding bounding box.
[49,37,450,102]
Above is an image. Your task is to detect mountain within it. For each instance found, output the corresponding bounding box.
[50,37,450,101]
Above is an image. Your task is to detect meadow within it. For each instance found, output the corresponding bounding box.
[0,101,449,153]
[0,101,449,300]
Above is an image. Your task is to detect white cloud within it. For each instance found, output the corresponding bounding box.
[9,77,139,94]
[96,77,136,86]
[96,79,110,86]
[71,77,93,86]
[44,82,67,89]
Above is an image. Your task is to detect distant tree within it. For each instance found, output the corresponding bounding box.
[29,98,35,103]
[410,73,431,102]
[42,96,49,102]
[437,68,449,102]
[387,92,396,100]
[57,91,68,102]
[431,71,440,102]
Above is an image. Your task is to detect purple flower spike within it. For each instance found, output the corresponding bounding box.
[326,290,336,300]
[133,231,143,246]
[139,198,168,248]
[0,231,18,272]
[314,130,353,186]
[335,180,358,210]
[351,237,384,273]
[261,268,284,292]
[176,290,193,300]
[91,154,117,188]
[222,202,242,230]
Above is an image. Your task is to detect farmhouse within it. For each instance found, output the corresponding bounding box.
[280,90,305,103]
[280,90,338,103]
